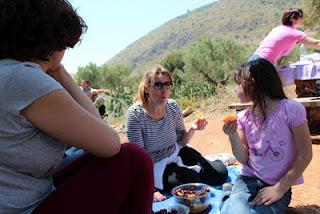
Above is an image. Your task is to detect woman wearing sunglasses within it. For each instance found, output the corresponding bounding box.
[125,64,228,202]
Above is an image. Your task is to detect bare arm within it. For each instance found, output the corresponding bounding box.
[181,127,196,145]
[252,122,312,206]
[47,65,100,118]
[300,36,320,49]
[181,119,208,145]
[223,121,249,164]
[94,89,111,94]
[125,109,145,148]
[274,123,312,193]
[21,71,121,158]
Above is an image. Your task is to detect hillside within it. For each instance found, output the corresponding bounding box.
[105,0,302,69]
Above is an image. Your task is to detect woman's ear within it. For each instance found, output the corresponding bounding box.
[290,17,298,25]
[144,84,149,93]
[143,85,150,100]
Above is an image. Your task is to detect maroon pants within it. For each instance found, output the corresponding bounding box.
[33,143,154,214]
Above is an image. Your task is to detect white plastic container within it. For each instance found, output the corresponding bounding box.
[300,44,308,61]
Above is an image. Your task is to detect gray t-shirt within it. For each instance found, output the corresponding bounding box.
[0,60,65,213]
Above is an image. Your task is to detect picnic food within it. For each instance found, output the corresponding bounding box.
[152,203,189,214]
[152,209,179,214]
[174,188,210,198]
[196,112,205,120]
[223,114,237,123]
[171,183,211,213]
[222,182,233,191]
[191,112,206,130]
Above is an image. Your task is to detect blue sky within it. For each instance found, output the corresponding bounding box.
[64,0,216,73]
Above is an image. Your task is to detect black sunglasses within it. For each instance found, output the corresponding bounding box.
[149,81,172,90]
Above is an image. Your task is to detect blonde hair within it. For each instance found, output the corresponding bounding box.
[136,64,172,104]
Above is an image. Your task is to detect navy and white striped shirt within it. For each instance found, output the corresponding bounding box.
[125,99,186,163]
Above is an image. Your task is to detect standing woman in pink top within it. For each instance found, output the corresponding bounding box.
[249,8,320,64]
[250,8,320,131]
[221,58,312,214]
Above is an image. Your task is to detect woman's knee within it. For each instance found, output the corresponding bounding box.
[202,160,228,185]
[120,142,153,170]
[178,146,203,165]
[179,146,201,157]
[163,163,200,192]
[121,142,145,154]
[211,160,228,176]
[120,142,152,160]
[221,193,251,214]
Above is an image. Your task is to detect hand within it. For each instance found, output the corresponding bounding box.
[46,64,69,83]
[153,191,166,202]
[191,118,208,130]
[251,185,286,206]
[223,120,237,136]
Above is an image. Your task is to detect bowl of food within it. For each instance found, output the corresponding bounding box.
[152,203,190,214]
[171,183,212,213]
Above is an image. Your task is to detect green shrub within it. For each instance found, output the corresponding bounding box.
[106,89,133,118]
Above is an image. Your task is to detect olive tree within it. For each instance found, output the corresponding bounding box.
[183,36,250,86]
[303,0,320,28]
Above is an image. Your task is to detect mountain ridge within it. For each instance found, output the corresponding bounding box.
[105,0,302,68]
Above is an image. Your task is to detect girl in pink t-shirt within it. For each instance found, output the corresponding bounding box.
[221,58,312,214]
[250,8,320,64]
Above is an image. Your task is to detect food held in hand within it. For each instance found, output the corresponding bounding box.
[222,182,233,191]
[223,115,237,123]
[196,112,205,120]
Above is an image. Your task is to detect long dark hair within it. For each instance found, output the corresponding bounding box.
[0,0,87,61]
[282,8,303,26]
[235,58,287,121]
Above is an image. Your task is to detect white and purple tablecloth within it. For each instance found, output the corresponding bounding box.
[277,53,320,86]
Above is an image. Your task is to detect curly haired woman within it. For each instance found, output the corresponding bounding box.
[0,1,153,213]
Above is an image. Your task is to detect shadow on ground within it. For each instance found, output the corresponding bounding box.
[287,205,320,214]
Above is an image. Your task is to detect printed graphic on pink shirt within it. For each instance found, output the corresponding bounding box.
[248,139,286,162]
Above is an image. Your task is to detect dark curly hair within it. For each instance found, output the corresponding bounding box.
[234,58,287,122]
[0,0,87,61]
[282,8,303,26]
